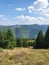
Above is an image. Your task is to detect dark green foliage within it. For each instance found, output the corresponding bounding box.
[28,41,36,47]
[44,26,49,48]
[19,39,23,47]
[1,32,7,48]
[16,39,23,47]
[16,39,29,47]
[23,40,28,47]
[0,30,7,48]
[0,30,3,47]
[6,29,16,49]
[0,29,16,49]
[32,40,36,48]
[0,26,49,49]
[34,30,44,49]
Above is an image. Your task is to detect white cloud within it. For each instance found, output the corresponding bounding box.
[41,8,49,17]
[44,13,49,17]
[0,14,49,25]
[28,6,34,13]
[0,15,4,17]
[0,15,17,26]
[16,15,49,25]
[42,8,49,14]
[15,8,25,11]
[0,15,7,20]
[28,0,49,13]
[16,15,35,25]
[17,15,35,22]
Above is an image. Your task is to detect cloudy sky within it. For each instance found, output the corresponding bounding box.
[0,0,49,25]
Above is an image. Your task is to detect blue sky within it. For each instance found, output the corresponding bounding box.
[0,0,49,25]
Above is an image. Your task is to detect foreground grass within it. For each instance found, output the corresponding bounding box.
[0,48,49,65]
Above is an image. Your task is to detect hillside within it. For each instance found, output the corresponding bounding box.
[0,48,49,65]
[0,24,48,39]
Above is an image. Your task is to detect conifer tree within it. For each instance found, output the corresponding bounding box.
[44,26,49,48]
[6,29,16,49]
[35,30,44,48]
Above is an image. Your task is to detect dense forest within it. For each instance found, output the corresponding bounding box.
[0,26,49,49]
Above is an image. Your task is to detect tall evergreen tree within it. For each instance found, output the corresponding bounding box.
[6,29,16,49]
[44,26,49,48]
[0,30,6,48]
[1,31,7,48]
[35,30,44,49]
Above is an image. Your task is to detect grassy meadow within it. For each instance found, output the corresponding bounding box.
[0,48,49,65]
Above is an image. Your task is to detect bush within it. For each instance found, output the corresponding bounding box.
[16,39,23,47]
[0,48,3,52]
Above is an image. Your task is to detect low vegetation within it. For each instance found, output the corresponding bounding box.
[0,48,49,65]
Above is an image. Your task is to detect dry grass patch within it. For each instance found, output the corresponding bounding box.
[0,48,49,65]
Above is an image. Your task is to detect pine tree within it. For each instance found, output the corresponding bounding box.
[0,30,6,48]
[6,29,16,49]
[44,26,49,48]
[35,30,44,49]
[1,31,7,48]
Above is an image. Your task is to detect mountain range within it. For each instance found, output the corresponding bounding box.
[0,24,48,39]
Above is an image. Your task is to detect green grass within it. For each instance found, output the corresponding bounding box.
[0,48,49,65]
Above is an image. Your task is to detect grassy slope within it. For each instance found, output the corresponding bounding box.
[0,48,49,65]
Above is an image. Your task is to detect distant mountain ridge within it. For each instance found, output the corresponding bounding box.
[0,24,48,39]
